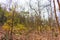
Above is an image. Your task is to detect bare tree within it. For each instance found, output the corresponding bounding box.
[8,0,13,39]
[29,0,41,16]
[7,0,18,40]
[29,0,50,20]
[29,0,51,29]
[53,0,60,30]
[57,0,60,11]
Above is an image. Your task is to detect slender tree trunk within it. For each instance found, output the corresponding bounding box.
[53,0,60,31]
[10,11,14,40]
[57,0,60,11]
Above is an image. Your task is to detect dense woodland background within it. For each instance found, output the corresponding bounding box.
[0,0,60,40]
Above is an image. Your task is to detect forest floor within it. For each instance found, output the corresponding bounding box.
[0,26,60,40]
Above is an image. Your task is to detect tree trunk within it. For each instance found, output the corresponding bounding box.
[10,11,14,40]
[57,0,60,11]
[53,0,60,31]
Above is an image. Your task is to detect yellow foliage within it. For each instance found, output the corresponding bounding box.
[7,19,12,23]
[13,24,28,31]
[2,23,11,31]
[2,20,28,32]
[17,24,27,30]
[4,12,9,17]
